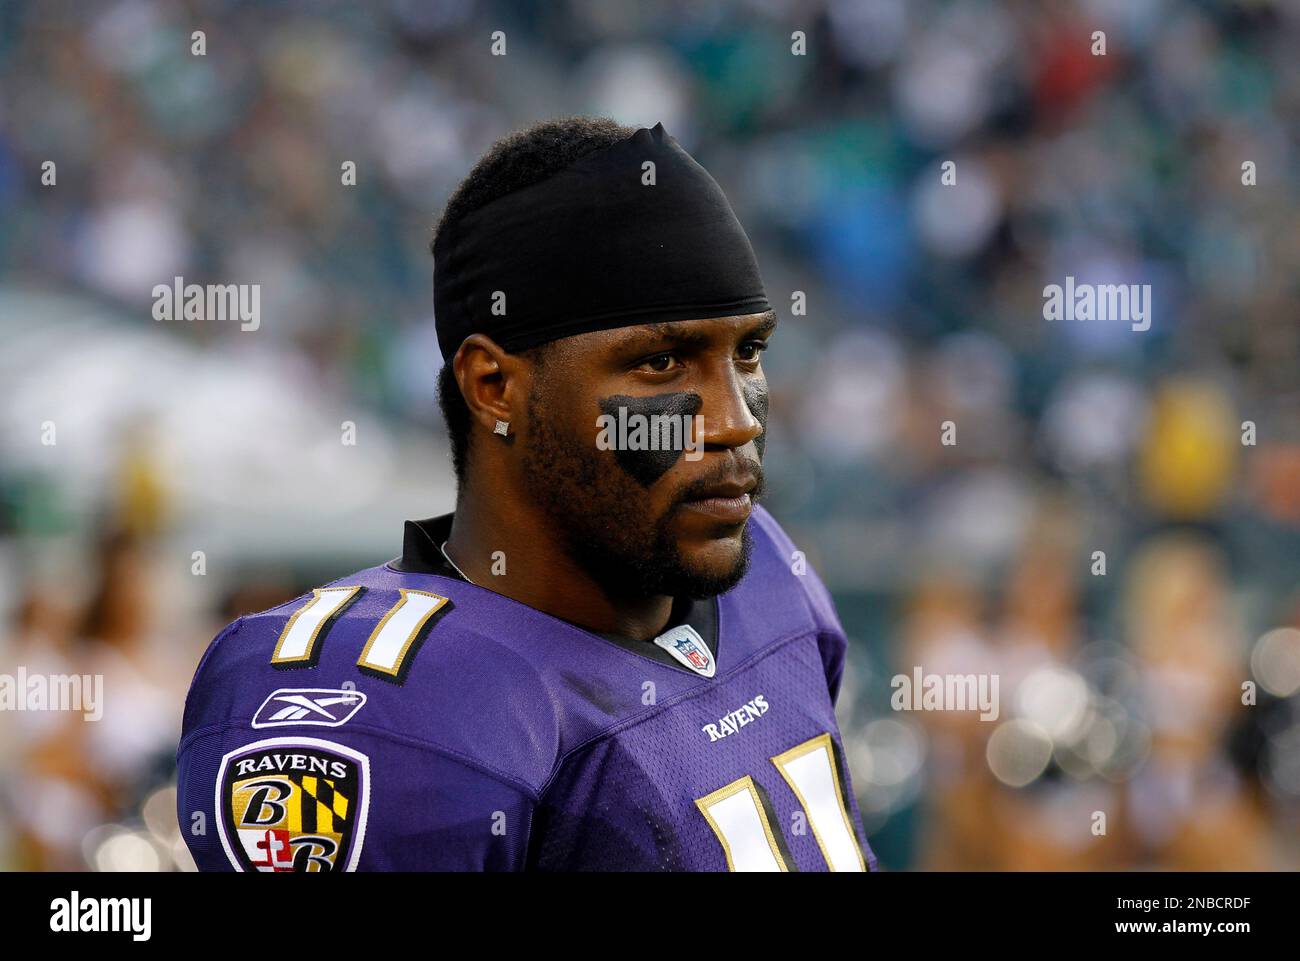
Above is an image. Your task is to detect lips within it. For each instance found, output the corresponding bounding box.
[681,493,752,523]
[679,477,758,524]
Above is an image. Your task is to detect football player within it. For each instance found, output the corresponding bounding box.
[178,118,876,872]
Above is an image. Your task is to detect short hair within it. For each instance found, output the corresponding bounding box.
[432,117,636,484]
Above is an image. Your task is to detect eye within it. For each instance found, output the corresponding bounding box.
[637,352,679,373]
[737,341,769,363]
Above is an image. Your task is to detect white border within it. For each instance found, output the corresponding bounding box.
[214,735,371,872]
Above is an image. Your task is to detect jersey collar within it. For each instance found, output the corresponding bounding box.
[389,513,720,674]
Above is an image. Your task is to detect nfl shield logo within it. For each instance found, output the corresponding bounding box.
[653,625,716,678]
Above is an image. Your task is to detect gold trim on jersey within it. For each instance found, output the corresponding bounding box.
[270,586,362,666]
[356,588,450,678]
[694,775,789,872]
[770,732,866,872]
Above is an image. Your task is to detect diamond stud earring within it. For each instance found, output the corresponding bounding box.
[494,419,509,437]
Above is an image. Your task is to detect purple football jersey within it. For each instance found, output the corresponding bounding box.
[177,505,876,872]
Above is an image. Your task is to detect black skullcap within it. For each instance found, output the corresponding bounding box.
[433,123,770,361]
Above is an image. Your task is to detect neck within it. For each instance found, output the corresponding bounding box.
[445,480,673,642]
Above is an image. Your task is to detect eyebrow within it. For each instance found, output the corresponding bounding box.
[622,312,778,350]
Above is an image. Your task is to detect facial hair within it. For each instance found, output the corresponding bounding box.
[519,387,762,600]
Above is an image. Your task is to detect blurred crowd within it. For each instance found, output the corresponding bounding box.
[0,0,1298,870]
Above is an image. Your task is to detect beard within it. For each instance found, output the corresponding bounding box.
[519,400,760,600]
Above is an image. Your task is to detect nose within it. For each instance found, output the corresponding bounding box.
[698,366,763,452]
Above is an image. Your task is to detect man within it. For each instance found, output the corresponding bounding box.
[177,117,876,871]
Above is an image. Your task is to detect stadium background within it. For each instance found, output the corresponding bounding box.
[1,0,1298,871]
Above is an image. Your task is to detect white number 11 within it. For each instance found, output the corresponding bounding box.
[694,733,866,872]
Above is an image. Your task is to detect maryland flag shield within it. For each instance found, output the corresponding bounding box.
[216,737,370,872]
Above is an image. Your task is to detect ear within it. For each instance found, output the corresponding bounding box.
[453,334,531,437]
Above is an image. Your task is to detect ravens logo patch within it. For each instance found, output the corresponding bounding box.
[215,737,370,872]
